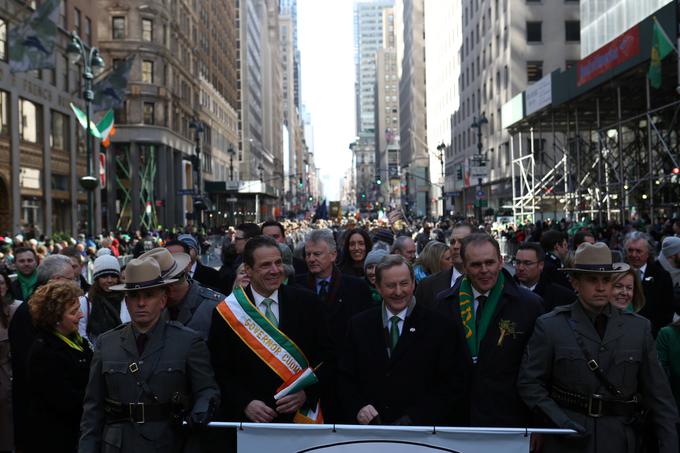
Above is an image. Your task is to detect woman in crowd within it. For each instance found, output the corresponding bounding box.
[657,320,680,411]
[413,241,452,283]
[78,254,129,344]
[231,263,251,294]
[0,272,20,453]
[26,280,92,453]
[339,228,373,278]
[610,268,646,312]
[363,249,388,305]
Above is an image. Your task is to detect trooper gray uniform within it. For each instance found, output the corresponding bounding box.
[173,282,224,340]
[518,301,679,453]
[79,320,220,453]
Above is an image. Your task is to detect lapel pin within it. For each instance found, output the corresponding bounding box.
[409,327,416,333]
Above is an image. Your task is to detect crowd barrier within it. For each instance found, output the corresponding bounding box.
[203,422,575,453]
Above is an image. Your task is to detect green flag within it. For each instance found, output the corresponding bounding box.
[69,103,103,139]
[93,56,135,112]
[648,20,675,89]
[8,0,60,73]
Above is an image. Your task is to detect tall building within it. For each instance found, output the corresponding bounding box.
[425,0,462,217]
[397,0,429,218]
[450,0,579,215]
[1,0,98,236]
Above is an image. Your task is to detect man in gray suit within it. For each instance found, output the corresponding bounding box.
[79,257,220,453]
[518,242,679,453]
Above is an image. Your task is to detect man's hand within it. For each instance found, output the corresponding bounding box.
[275,391,307,414]
[357,404,379,425]
[244,400,277,423]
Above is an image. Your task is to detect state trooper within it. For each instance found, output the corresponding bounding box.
[141,247,225,340]
[79,257,220,453]
[518,242,679,453]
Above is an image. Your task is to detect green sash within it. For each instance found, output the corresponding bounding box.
[458,272,504,357]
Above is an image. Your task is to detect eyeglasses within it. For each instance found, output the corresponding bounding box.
[513,259,539,267]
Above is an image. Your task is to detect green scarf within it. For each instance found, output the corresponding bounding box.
[458,272,505,357]
[369,286,382,305]
[53,330,85,352]
[17,271,37,300]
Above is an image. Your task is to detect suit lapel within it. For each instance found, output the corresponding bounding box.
[277,285,290,332]
[570,302,603,344]
[390,306,421,364]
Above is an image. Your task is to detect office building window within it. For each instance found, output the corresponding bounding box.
[19,98,42,143]
[143,102,155,124]
[527,61,543,82]
[51,111,68,150]
[112,16,125,39]
[142,19,153,42]
[526,21,542,42]
[565,20,580,41]
[142,60,153,83]
[0,90,7,135]
[74,8,81,36]
[0,18,6,61]
[61,54,69,91]
[85,17,92,45]
[59,0,67,29]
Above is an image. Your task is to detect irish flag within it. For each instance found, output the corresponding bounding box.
[97,110,116,148]
[274,367,318,401]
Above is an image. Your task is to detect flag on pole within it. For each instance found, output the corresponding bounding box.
[93,56,135,112]
[8,0,60,73]
[648,19,676,89]
[97,110,116,147]
[69,103,102,139]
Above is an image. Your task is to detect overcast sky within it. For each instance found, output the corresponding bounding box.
[298,0,356,200]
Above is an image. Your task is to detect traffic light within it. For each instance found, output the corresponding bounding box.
[298,177,303,188]
[457,165,463,180]
[673,167,680,175]
[361,193,366,199]
[376,176,382,185]
[308,196,313,202]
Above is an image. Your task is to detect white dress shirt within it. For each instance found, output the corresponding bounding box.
[252,288,280,321]
[450,267,463,287]
[189,261,197,278]
[639,263,648,280]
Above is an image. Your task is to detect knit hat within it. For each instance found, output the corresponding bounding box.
[96,247,113,257]
[662,236,680,257]
[93,255,121,280]
[177,234,199,252]
[364,249,389,271]
[372,228,395,246]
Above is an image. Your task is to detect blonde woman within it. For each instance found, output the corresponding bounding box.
[610,268,646,312]
[413,241,452,283]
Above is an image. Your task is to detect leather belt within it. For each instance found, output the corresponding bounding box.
[104,398,173,424]
[550,386,640,418]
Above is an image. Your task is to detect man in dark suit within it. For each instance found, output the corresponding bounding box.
[436,233,544,427]
[339,254,468,426]
[208,236,324,423]
[624,231,675,336]
[296,228,372,421]
[167,234,223,292]
[514,242,575,312]
[415,223,472,309]
[262,220,308,276]
[540,230,572,290]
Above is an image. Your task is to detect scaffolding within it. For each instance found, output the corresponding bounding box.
[115,144,158,231]
[507,56,680,225]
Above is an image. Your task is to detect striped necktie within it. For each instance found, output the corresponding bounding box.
[261,298,278,326]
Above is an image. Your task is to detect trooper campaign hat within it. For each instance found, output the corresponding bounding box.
[110,257,177,291]
[561,242,630,274]
[139,247,191,279]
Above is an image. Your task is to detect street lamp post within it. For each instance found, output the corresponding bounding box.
[67,32,105,239]
[436,142,446,217]
[189,118,204,225]
[227,146,236,181]
[470,113,489,223]
[256,163,264,222]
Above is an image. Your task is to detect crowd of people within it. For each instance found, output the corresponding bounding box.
[0,214,680,453]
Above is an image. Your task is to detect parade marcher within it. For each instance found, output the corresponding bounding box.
[338,254,468,426]
[513,242,575,312]
[363,248,388,305]
[518,242,679,453]
[78,255,129,345]
[390,236,417,264]
[9,254,75,452]
[610,268,645,312]
[624,231,675,336]
[436,233,544,426]
[540,230,573,290]
[413,240,452,283]
[79,257,220,453]
[173,234,223,292]
[208,236,324,423]
[10,246,38,301]
[339,228,373,278]
[657,320,680,412]
[0,271,20,453]
[142,247,223,340]
[26,280,92,453]
[414,223,472,309]
[262,220,308,276]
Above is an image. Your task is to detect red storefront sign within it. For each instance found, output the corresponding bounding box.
[577,25,640,87]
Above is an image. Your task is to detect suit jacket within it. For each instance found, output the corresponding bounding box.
[172,281,225,340]
[26,330,92,453]
[338,303,468,425]
[518,302,679,453]
[515,276,576,312]
[192,262,222,292]
[79,320,219,453]
[639,260,675,337]
[414,267,458,310]
[542,253,573,290]
[293,257,308,276]
[435,270,544,426]
[208,284,325,422]
[8,300,36,449]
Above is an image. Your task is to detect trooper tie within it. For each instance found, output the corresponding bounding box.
[476,295,488,329]
[595,313,607,339]
[261,298,278,327]
[389,315,400,352]
[318,280,329,302]
[136,333,148,355]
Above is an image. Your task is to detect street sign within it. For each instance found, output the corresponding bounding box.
[177,189,196,195]
[470,166,488,179]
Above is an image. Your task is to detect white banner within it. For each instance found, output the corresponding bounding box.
[236,425,531,453]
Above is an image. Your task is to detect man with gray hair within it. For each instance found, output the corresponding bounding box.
[9,253,77,450]
[296,228,372,423]
[624,231,675,336]
[391,236,416,264]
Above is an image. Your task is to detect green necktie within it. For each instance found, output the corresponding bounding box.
[262,298,278,327]
[389,315,400,352]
